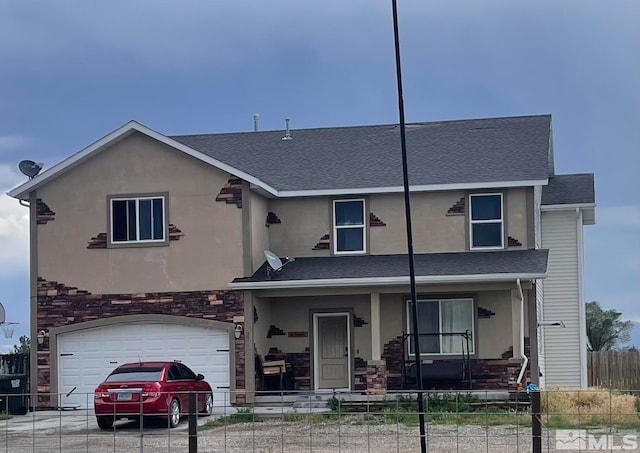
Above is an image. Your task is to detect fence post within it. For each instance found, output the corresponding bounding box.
[531,390,542,453]
[189,392,198,453]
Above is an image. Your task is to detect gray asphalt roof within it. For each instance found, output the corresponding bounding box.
[233,249,549,283]
[542,173,595,205]
[171,115,552,192]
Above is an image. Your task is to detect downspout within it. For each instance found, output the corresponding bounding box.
[516,278,529,385]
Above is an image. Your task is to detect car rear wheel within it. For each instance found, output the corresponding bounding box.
[168,398,180,428]
[201,393,213,416]
[96,416,114,430]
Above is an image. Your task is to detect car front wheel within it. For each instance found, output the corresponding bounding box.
[96,416,114,430]
[201,393,213,416]
[168,398,180,428]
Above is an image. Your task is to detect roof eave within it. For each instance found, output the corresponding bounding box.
[7,121,280,200]
[276,179,549,198]
[228,272,548,290]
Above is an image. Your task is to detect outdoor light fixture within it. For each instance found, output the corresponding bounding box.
[37,330,46,345]
[538,320,566,328]
[234,324,243,339]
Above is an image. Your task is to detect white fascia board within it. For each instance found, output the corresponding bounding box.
[229,273,547,290]
[8,121,279,200]
[540,203,596,211]
[277,179,549,198]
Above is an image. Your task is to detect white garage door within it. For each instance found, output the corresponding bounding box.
[57,323,230,409]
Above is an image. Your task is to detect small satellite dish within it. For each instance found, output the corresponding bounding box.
[264,250,284,272]
[18,160,43,179]
[0,302,5,325]
[264,250,295,280]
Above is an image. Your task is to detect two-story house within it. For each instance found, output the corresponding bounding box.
[8,114,594,409]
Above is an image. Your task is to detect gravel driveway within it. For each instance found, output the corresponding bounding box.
[2,412,638,452]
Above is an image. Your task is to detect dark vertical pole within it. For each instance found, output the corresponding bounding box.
[391,1,427,452]
[189,392,198,453]
[531,390,542,453]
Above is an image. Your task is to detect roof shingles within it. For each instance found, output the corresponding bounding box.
[171,115,552,192]
[233,249,549,284]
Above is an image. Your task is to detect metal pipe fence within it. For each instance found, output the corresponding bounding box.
[0,389,637,452]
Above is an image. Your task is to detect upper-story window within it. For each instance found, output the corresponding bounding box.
[333,199,366,254]
[110,195,166,245]
[469,193,503,249]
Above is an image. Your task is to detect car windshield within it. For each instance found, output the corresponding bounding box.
[105,367,163,382]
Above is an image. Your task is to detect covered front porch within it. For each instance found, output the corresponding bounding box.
[230,250,548,402]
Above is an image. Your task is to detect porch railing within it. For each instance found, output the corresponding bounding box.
[401,330,472,389]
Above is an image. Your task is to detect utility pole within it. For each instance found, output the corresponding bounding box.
[391,1,427,452]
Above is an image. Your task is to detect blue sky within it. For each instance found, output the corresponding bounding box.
[0,0,638,350]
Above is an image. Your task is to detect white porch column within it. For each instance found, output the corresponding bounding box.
[511,288,522,358]
[371,293,381,361]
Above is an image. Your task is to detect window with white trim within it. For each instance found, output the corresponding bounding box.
[469,193,503,249]
[110,195,166,244]
[407,298,474,355]
[333,199,366,253]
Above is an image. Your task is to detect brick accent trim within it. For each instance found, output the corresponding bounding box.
[312,233,330,250]
[508,236,523,247]
[265,212,281,227]
[366,361,388,395]
[447,197,465,215]
[35,278,245,407]
[215,178,243,208]
[87,224,183,249]
[477,306,496,318]
[36,199,55,224]
[369,212,387,227]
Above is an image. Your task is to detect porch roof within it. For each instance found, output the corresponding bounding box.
[230,249,549,289]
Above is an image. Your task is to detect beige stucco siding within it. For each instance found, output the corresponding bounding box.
[36,132,243,294]
[370,192,466,253]
[250,192,270,272]
[267,197,331,257]
[252,296,272,357]
[265,188,530,257]
[505,188,529,248]
[379,290,515,360]
[476,291,513,358]
[267,295,372,360]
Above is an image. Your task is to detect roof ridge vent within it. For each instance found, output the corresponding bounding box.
[282,118,293,140]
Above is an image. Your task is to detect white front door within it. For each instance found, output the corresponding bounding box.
[57,322,231,409]
[314,313,350,391]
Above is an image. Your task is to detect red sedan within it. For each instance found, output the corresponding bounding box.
[93,361,214,429]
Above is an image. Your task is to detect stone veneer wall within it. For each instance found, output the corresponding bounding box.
[366,362,387,395]
[36,278,245,406]
[382,335,531,390]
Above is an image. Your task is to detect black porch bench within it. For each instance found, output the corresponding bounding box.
[406,362,465,387]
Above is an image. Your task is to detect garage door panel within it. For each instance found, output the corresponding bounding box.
[58,322,231,409]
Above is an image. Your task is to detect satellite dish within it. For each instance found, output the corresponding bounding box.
[0,302,5,325]
[18,160,43,179]
[264,250,295,280]
[264,250,284,272]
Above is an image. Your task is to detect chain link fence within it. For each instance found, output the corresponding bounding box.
[0,389,638,452]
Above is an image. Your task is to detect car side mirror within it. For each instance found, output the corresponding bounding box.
[196,373,205,381]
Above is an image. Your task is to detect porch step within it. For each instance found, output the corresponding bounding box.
[254,393,331,408]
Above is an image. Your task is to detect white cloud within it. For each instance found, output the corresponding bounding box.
[0,164,29,275]
[0,193,28,273]
[0,135,30,153]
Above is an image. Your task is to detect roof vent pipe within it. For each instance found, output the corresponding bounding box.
[282,117,293,140]
[253,114,260,132]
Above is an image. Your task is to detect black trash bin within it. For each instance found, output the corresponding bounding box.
[0,374,28,415]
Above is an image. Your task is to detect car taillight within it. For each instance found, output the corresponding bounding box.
[142,384,161,398]
[94,388,109,399]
